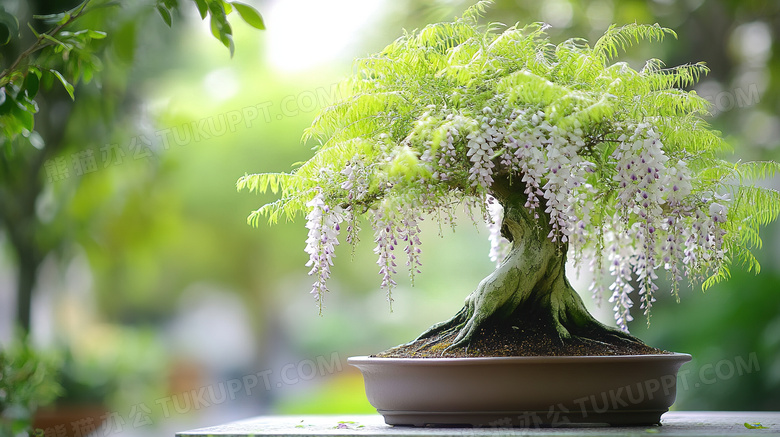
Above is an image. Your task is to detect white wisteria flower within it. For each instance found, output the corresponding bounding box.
[304,188,344,313]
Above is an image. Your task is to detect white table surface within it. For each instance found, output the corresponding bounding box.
[176,412,779,436]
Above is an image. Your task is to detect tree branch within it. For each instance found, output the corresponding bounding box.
[0,0,92,86]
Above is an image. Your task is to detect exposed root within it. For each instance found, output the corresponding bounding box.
[375,308,664,358]
[381,264,649,358]
[410,306,468,343]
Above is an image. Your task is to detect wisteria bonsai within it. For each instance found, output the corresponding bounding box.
[239,3,779,355]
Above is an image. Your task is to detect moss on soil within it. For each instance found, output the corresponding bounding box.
[375,309,667,358]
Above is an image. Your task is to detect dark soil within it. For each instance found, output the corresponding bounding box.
[375,310,667,358]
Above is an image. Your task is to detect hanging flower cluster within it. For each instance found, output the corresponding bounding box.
[397,207,424,283]
[299,107,730,328]
[371,207,399,306]
[605,227,636,331]
[600,124,729,330]
[466,107,505,188]
[340,160,369,246]
[303,189,344,314]
[432,115,470,182]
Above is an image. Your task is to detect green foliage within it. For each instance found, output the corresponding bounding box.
[157,0,265,56]
[231,2,265,30]
[240,1,779,298]
[0,9,19,46]
[697,160,780,289]
[244,8,717,211]
[0,340,62,437]
[592,23,674,64]
[0,0,99,149]
[237,172,306,225]
[0,0,264,150]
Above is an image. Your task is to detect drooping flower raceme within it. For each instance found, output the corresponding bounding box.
[371,206,399,307]
[466,107,504,189]
[341,161,369,246]
[304,189,344,313]
[606,226,636,332]
[596,124,730,330]
[396,207,424,283]
[609,125,669,322]
[295,111,731,329]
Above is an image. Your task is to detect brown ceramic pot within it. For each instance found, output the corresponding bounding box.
[348,353,691,427]
[33,404,109,437]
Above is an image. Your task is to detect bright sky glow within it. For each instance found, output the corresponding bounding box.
[264,0,387,73]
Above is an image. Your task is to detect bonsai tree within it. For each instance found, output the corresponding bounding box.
[238,3,779,355]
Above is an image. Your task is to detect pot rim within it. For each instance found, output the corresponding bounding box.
[347,352,692,365]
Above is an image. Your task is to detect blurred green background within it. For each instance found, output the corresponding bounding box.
[1,0,779,435]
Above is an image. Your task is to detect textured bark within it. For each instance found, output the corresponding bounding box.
[412,177,642,352]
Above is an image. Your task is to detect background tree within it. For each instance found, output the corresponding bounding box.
[240,3,780,352]
[0,0,263,334]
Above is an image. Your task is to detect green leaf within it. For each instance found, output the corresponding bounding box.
[209,14,234,57]
[67,0,91,16]
[744,422,768,429]
[32,12,70,25]
[225,32,235,57]
[87,30,107,39]
[208,0,226,16]
[231,2,265,30]
[41,33,70,50]
[49,70,74,100]
[157,5,172,27]
[19,93,38,113]
[0,8,19,45]
[0,87,23,113]
[210,15,223,40]
[23,72,40,99]
[24,130,44,149]
[194,0,208,18]
[237,172,297,195]
[58,12,73,25]
[11,100,34,132]
[82,64,93,84]
[0,22,9,45]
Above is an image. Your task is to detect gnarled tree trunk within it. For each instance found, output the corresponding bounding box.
[383,177,646,356]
